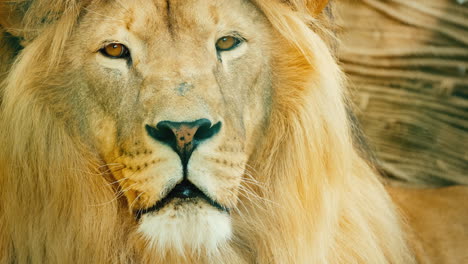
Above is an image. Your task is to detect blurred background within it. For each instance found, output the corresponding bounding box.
[336,0,467,186]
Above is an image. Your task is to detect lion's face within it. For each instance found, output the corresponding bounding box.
[66,0,272,252]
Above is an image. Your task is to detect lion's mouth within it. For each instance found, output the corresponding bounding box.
[135,180,229,220]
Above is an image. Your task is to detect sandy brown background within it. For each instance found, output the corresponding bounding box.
[337,0,468,186]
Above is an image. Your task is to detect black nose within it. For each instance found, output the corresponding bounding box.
[146,119,221,164]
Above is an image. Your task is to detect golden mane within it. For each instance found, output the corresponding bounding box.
[0,1,415,263]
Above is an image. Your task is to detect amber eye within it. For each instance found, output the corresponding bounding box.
[215,36,242,52]
[100,43,130,59]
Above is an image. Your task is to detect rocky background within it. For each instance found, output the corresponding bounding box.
[337,0,468,186]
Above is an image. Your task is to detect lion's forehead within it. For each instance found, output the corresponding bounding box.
[84,0,259,42]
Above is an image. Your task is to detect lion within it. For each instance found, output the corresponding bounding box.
[0,0,466,263]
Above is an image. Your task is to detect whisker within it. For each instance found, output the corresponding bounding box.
[232,166,266,190]
[129,191,146,211]
[237,185,277,209]
[97,163,124,169]
[240,177,266,189]
[89,181,139,207]
[224,189,251,222]
[106,177,129,186]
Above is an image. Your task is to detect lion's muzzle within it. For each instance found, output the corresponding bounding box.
[139,118,227,218]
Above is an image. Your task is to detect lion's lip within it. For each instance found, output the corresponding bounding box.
[135,180,229,220]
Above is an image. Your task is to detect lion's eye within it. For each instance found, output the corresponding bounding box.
[100,43,130,59]
[216,36,242,52]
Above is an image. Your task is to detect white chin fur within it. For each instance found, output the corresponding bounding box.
[138,201,232,255]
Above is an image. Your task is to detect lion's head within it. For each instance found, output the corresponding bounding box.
[0,0,415,263]
[71,0,277,251]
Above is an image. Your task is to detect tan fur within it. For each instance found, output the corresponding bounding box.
[0,0,463,263]
[388,186,468,264]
